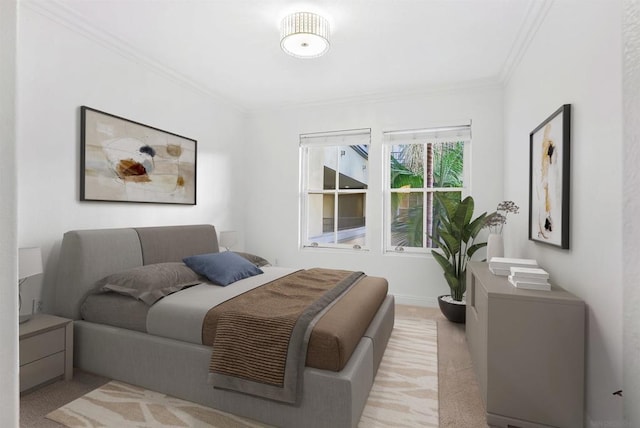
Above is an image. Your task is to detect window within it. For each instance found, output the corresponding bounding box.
[383,125,471,253]
[300,129,371,249]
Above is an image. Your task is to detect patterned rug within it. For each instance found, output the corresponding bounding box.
[46,318,438,427]
[358,318,438,427]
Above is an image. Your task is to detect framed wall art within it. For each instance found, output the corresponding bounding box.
[80,106,197,205]
[528,104,571,249]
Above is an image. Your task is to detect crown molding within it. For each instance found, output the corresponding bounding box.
[248,77,504,113]
[21,0,247,114]
[499,0,555,84]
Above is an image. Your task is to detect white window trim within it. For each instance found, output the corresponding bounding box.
[299,128,371,251]
[382,125,472,254]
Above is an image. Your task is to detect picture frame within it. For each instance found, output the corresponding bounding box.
[80,106,197,205]
[528,104,571,249]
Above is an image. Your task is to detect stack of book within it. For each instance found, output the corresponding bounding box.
[508,267,551,291]
[488,257,538,276]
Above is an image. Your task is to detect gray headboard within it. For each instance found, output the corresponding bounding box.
[54,224,219,320]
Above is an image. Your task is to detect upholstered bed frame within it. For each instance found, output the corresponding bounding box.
[53,224,395,428]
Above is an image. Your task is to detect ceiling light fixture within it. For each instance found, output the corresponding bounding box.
[280,12,330,59]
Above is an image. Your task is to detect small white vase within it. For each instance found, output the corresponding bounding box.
[486,233,504,262]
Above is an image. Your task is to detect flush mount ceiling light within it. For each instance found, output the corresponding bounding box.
[280,12,330,59]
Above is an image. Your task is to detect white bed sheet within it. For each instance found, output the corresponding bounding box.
[146,266,298,344]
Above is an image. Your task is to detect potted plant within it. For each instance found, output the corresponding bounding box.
[430,192,490,323]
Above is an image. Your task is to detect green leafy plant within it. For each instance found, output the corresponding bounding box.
[389,142,464,247]
[430,192,490,301]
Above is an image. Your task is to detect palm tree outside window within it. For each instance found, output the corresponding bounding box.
[383,125,471,253]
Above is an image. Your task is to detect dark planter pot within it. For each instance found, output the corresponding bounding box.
[438,295,466,324]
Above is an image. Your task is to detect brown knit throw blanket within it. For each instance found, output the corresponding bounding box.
[205,268,364,403]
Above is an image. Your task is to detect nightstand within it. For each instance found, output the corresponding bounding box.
[19,313,73,394]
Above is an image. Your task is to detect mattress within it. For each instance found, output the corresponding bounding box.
[81,266,388,372]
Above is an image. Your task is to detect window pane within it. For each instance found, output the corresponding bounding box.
[390,144,424,189]
[301,129,370,250]
[433,141,464,188]
[306,193,367,246]
[337,193,366,246]
[307,193,336,244]
[338,145,368,190]
[307,146,337,190]
[390,192,423,248]
[383,127,467,252]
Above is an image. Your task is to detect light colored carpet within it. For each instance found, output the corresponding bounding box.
[46,318,438,428]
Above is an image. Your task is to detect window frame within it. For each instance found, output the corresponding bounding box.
[382,125,471,254]
[299,128,371,251]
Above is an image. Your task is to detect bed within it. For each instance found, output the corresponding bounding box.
[52,224,394,428]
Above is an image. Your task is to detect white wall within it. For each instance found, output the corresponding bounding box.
[504,1,624,426]
[244,86,504,306]
[17,7,248,313]
[0,1,20,426]
[622,1,640,426]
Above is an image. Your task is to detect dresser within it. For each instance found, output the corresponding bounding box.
[19,313,73,393]
[466,262,585,428]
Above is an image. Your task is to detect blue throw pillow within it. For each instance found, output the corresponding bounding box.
[183,251,263,286]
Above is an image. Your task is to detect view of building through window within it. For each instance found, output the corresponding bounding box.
[300,130,370,249]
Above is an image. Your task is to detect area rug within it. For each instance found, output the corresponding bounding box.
[46,318,438,428]
[358,317,438,427]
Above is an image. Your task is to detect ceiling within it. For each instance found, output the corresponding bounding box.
[30,0,548,111]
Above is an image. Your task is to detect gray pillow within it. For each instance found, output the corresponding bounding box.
[233,251,272,267]
[98,262,201,305]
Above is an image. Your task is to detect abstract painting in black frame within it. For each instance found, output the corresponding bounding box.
[529,104,571,249]
[80,106,197,205]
